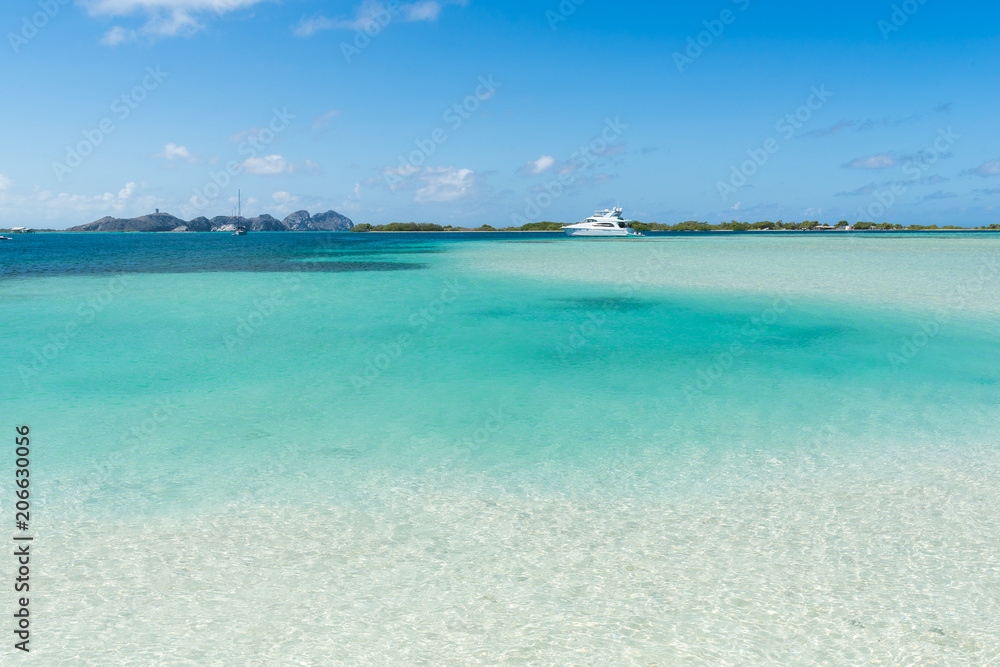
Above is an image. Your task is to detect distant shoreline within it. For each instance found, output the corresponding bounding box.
[6,228,998,235]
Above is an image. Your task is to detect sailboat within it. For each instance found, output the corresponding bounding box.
[232,189,247,236]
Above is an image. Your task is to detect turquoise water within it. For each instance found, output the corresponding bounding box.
[2,232,999,664]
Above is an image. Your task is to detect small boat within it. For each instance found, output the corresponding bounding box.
[0,236,12,240]
[562,207,644,237]
[232,189,247,236]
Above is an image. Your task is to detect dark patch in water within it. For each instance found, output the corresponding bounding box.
[470,307,523,319]
[309,248,446,256]
[0,233,432,279]
[755,323,856,345]
[552,296,656,312]
[3,261,426,277]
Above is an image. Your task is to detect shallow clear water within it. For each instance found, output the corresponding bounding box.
[2,231,998,664]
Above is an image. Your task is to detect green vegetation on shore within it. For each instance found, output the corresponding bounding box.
[351,221,564,232]
[350,220,1000,232]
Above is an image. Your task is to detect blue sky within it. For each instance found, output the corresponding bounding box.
[1,0,998,228]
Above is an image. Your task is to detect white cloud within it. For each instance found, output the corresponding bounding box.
[311,109,340,130]
[0,182,161,226]
[414,167,475,202]
[516,152,600,178]
[378,164,421,190]
[0,174,12,190]
[843,154,897,170]
[517,155,555,176]
[153,142,197,163]
[272,191,297,205]
[294,0,466,37]
[84,0,268,43]
[100,25,136,45]
[240,155,292,175]
[237,155,319,175]
[229,126,266,143]
[293,15,338,37]
[118,182,137,199]
[404,1,441,21]
[374,164,476,202]
[295,0,394,34]
[966,159,1000,177]
[340,183,363,211]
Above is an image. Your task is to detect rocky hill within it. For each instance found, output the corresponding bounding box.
[282,209,354,231]
[72,212,188,232]
[68,209,354,232]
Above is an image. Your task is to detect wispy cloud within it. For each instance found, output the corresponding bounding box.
[292,15,338,37]
[271,191,298,205]
[855,115,921,131]
[721,201,779,216]
[802,114,923,139]
[100,25,136,46]
[0,181,160,223]
[84,0,268,44]
[152,143,197,163]
[293,0,467,37]
[843,154,897,170]
[516,147,621,178]
[963,159,1000,177]
[404,1,443,21]
[576,172,615,187]
[414,167,476,202]
[373,164,476,202]
[592,142,626,157]
[800,119,856,139]
[834,184,878,197]
[835,174,948,197]
[238,155,319,175]
[0,174,12,190]
[919,190,958,201]
[517,155,555,177]
[311,109,340,130]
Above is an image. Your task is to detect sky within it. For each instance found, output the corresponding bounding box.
[1,0,998,228]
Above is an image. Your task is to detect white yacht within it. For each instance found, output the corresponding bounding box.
[562,207,644,237]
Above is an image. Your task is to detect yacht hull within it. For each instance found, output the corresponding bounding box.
[562,206,644,237]
[562,227,641,237]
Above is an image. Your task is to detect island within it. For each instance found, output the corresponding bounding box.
[65,209,354,233]
[12,216,998,234]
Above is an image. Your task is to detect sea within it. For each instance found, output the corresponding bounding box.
[1,231,998,665]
